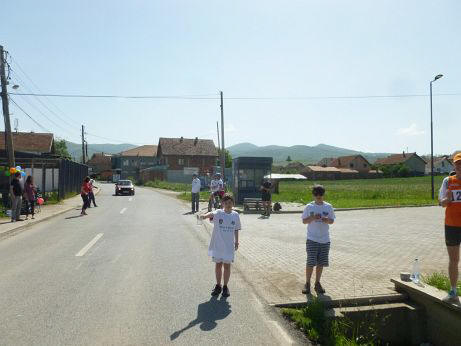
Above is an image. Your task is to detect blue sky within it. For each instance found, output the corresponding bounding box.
[2,0,460,155]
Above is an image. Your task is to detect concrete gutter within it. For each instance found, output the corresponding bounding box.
[271,292,407,309]
[238,204,436,214]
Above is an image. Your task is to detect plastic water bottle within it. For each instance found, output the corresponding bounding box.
[411,258,420,284]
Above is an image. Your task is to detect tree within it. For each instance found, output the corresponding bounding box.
[55,139,71,159]
[218,149,233,168]
[286,155,292,162]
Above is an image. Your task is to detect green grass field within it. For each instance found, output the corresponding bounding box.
[272,176,445,208]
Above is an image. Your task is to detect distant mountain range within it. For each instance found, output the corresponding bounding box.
[64,141,137,160]
[227,143,391,164]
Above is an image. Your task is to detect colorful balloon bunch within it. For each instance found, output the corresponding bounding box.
[2,165,27,177]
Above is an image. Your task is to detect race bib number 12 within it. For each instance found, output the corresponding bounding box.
[452,190,461,202]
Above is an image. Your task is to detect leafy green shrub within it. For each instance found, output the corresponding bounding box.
[282,298,381,346]
[424,272,461,295]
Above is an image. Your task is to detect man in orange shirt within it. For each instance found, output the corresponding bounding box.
[439,152,461,303]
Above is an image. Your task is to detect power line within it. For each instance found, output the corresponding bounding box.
[8,91,461,101]
[9,97,52,133]
[9,69,81,131]
[8,88,79,139]
[9,55,82,127]
[85,131,144,145]
[9,92,219,99]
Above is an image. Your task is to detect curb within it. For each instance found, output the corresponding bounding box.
[271,292,407,309]
[238,204,437,214]
[0,188,102,240]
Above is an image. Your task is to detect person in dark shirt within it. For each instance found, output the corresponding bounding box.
[260,179,272,217]
[10,172,24,222]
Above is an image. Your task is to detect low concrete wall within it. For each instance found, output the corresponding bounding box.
[392,278,461,346]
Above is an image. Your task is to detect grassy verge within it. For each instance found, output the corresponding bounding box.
[282,298,378,345]
[273,176,445,208]
[423,272,461,295]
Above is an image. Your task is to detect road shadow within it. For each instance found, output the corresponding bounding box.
[183,211,195,215]
[65,215,83,220]
[170,296,231,340]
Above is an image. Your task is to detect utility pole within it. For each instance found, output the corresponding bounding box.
[85,140,88,160]
[0,45,15,170]
[220,91,225,179]
[216,121,221,152]
[81,125,86,164]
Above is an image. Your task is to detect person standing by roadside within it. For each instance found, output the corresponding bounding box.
[24,175,37,220]
[10,172,24,222]
[191,173,201,213]
[301,185,335,295]
[201,194,241,298]
[81,177,91,216]
[439,152,461,303]
[260,178,273,217]
[88,178,98,208]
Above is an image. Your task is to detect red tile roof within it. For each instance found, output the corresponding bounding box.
[0,132,54,153]
[329,155,370,167]
[120,145,157,157]
[375,153,426,165]
[158,137,218,157]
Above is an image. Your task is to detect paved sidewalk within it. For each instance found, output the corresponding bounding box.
[0,188,101,239]
[198,206,448,304]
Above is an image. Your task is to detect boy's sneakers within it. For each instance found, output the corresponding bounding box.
[211,284,222,296]
[442,289,460,304]
[314,282,326,294]
[302,283,311,295]
[222,285,230,297]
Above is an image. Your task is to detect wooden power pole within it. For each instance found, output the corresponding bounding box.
[81,125,86,164]
[0,45,15,170]
[220,91,225,179]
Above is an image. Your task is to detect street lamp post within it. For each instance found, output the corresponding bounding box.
[430,74,443,200]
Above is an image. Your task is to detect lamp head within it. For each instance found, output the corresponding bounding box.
[434,74,443,81]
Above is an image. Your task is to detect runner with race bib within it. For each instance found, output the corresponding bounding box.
[439,152,461,303]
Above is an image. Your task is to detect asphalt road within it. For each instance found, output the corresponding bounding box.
[0,183,299,345]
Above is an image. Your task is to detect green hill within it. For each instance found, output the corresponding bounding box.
[65,142,137,161]
[227,143,390,164]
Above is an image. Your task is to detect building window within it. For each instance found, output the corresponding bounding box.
[178,158,185,165]
[350,163,354,168]
[123,159,129,167]
[364,164,367,168]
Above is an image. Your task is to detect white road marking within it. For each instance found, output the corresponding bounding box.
[75,233,104,257]
[120,207,127,214]
[267,321,294,345]
[249,293,294,345]
[128,197,133,202]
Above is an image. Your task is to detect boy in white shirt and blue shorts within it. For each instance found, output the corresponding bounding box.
[301,185,335,295]
[201,194,241,298]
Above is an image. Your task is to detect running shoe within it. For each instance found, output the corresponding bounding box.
[222,285,230,297]
[211,284,222,296]
[442,289,460,304]
[302,283,311,295]
[314,282,326,294]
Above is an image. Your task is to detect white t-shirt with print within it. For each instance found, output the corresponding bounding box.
[301,201,335,244]
[208,209,241,262]
[210,179,224,193]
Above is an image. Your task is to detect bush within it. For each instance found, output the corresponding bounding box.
[424,272,461,295]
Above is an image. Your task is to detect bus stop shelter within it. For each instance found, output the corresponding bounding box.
[232,157,273,205]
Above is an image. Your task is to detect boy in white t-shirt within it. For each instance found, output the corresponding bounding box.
[301,185,335,295]
[201,194,241,298]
